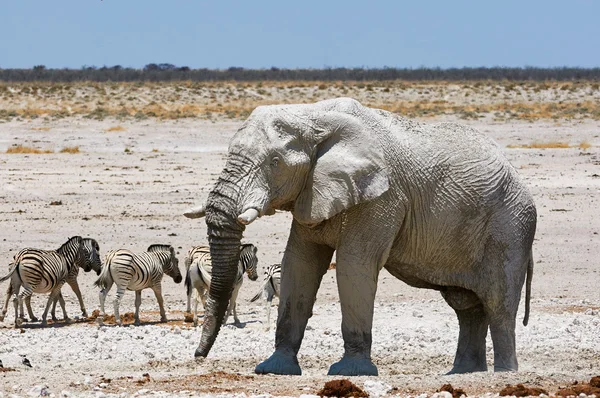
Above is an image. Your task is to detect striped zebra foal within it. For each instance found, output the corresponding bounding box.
[0,236,96,327]
[249,263,281,330]
[184,243,259,326]
[95,244,182,326]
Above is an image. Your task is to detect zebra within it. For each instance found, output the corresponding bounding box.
[0,236,98,327]
[184,243,259,326]
[3,237,102,323]
[249,263,281,330]
[95,244,182,326]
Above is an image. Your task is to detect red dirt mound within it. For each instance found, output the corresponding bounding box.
[88,310,135,324]
[183,312,194,323]
[556,376,600,396]
[500,384,548,397]
[318,379,367,397]
[440,383,467,398]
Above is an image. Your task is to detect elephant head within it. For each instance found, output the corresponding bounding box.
[185,98,390,357]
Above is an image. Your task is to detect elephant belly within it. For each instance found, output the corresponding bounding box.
[383,263,442,290]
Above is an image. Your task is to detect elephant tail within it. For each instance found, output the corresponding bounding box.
[523,251,533,326]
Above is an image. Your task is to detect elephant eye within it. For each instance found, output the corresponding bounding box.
[270,156,279,168]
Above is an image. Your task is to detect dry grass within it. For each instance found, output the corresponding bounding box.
[31,127,51,131]
[59,146,80,153]
[1,81,600,121]
[6,145,53,154]
[508,141,570,149]
[105,125,126,132]
[579,141,592,150]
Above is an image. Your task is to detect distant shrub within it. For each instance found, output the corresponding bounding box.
[106,125,126,132]
[6,145,53,154]
[59,146,80,153]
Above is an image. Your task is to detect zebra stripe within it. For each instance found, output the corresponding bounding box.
[0,236,94,327]
[95,244,182,326]
[185,243,258,326]
[249,263,281,330]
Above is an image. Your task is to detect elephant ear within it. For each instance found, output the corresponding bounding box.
[293,112,389,225]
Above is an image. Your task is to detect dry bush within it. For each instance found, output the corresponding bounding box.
[105,125,126,132]
[6,145,53,154]
[579,141,592,149]
[59,146,80,153]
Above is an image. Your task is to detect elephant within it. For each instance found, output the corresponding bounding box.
[184,97,536,376]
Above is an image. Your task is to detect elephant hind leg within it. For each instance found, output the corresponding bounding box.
[442,287,489,374]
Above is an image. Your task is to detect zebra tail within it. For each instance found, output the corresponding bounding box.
[94,261,111,289]
[184,269,191,297]
[0,262,18,283]
[198,262,212,287]
[249,279,268,303]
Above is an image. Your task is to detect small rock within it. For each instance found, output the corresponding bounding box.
[363,380,393,397]
[413,310,423,318]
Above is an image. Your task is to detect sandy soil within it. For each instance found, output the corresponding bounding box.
[0,108,599,397]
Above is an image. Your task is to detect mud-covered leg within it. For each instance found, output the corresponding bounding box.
[255,222,334,375]
[442,287,489,374]
[152,284,167,322]
[14,284,30,327]
[134,290,142,326]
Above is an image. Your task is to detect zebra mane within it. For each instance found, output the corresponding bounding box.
[240,243,256,252]
[83,237,100,251]
[147,244,174,255]
[57,236,83,254]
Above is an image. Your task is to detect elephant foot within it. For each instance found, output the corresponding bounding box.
[446,363,487,375]
[255,350,301,375]
[328,355,378,376]
[494,365,517,372]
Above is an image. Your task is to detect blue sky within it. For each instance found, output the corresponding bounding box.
[1,0,599,69]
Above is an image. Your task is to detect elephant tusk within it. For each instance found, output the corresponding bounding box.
[237,208,259,225]
[183,205,206,219]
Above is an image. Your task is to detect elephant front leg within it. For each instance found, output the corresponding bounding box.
[328,252,379,376]
[255,226,334,376]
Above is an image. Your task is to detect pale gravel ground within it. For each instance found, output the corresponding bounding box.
[0,114,599,397]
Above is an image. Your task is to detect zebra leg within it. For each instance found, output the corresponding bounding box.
[192,288,200,327]
[265,294,274,331]
[41,285,65,326]
[151,284,167,323]
[98,281,114,325]
[16,285,35,327]
[113,287,126,326]
[67,278,88,318]
[228,284,241,325]
[1,283,14,322]
[24,295,39,322]
[57,292,71,323]
[134,290,142,326]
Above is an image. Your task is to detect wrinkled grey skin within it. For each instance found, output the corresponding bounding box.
[185,98,536,376]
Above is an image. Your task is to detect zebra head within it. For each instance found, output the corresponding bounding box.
[148,244,182,284]
[240,243,259,281]
[82,238,102,275]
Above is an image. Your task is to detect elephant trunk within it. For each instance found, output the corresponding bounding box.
[195,170,247,357]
